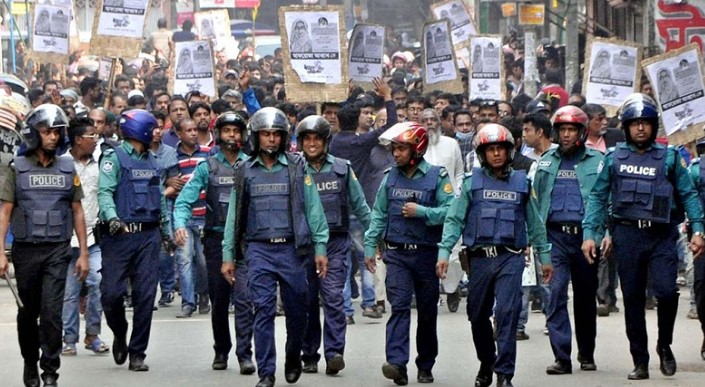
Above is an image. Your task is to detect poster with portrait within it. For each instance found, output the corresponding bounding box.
[194,10,238,60]
[431,0,477,49]
[468,35,504,101]
[348,24,385,84]
[583,38,642,115]
[98,57,114,79]
[91,0,150,57]
[173,40,216,98]
[283,10,342,84]
[423,19,463,93]
[643,43,705,145]
[32,4,71,56]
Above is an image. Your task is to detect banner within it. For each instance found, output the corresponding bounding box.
[348,24,385,84]
[32,4,71,55]
[431,0,477,49]
[176,0,195,27]
[468,35,504,101]
[643,43,705,145]
[173,40,216,98]
[518,4,545,25]
[199,0,232,8]
[582,38,642,115]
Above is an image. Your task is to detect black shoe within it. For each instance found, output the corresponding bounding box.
[657,344,677,376]
[198,294,211,314]
[546,360,572,375]
[609,304,620,313]
[346,316,355,325]
[362,307,383,318]
[128,357,150,372]
[284,358,302,383]
[627,364,649,380]
[212,353,228,371]
[157,291,174,306]
[302,360,318,374]
[239,359,256,375]
[112,336,128,365]
[447,290,460,313]
[382,362,408,386]
[496,373,514,387]
[256,375,275,387]
[578,355,597,371]
[417,369,434,383]
[41,373,58,387]
[325,353,345,375]
[515,331,530,341]
[475,362,493,387]
[596,304,610,317]
[23,363,39,387]
[645,298,656,310]
[376,300,386,314]
[176,305,194,318]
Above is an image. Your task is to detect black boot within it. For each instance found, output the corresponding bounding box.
[474,362,493,387]
[627,364,649,380]
[496,373,513,387]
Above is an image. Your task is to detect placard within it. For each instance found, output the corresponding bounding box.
[469,35,505,101]
[423,19,464,94]
[90,0,150,58]
[278,5,348,103]
[348,24,385,85]
[582,38,642,116]
[431,0,477,49]
[643,43,705,145]
[173,40,217,98]
[98,57,114,79]
[194,9,238,59]
[31,3,71,60]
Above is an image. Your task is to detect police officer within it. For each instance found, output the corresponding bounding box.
[437,124,552,387]
[173,112,255,373]
[364,122,454,386]
[296,115,371,375]
[221,107,329,387]
[533,106,605,374]
[582,93,705,380]
[0,104,89,387]
[689,138,705,361]
[97,109,169,372]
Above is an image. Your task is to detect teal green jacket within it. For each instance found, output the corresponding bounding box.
[363,159,455,258]
[221,153,329,262]
[583,143,705,242]
[305,154,372,230]
[533,147,604,234]
[98,141,170,236]
[438,167,552,264]
[173,150,248,232]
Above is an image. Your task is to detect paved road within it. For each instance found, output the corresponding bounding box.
[1,282,704,387]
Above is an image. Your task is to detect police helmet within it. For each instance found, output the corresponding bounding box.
[119,109,157,145]
[379,122,429,163]
[214,111,247,151]
[472,124,515,166]
[246,107,290,155]
[21,103,69,152]
[551,105,589,147]
[295,115,332,155]
[619,93,659,146]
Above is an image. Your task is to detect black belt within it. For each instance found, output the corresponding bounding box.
[468,245,523,258]
[614,219,664,229]
[249,237,291,244]
[384,242,435,251]
[547,222,582,236]
[99,221,158,234]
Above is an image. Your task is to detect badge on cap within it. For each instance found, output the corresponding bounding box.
[102,161,114,173]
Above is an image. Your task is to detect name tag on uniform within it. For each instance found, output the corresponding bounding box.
[218,177,234,185]
[131,170,157,179]
[556,170,577,179]
[391,188,424,199]
[29,174,65,187]
[316,180,339,192]
[538,161,552,168]
[483,190,517,201]
[619,164,656,176]
[253,183,288,194]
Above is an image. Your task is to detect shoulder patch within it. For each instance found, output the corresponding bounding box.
[101,161,114,173]
[443,182,453,194]
[73,175,81,187]
[304,174,313,186]
[384,167,392,174]
[439,167,448,177]
[538,160,551,167]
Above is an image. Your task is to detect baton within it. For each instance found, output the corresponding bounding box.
[3,272,24,309]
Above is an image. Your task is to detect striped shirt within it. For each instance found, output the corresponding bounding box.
[176,143,209,225]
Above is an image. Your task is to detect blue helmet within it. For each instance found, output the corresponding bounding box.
[21,103,69,152]
[619,93,659,145]
[119,109,157,145]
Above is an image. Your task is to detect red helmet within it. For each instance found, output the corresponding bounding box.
[551,105,589,145]
[380,121,429,159]
[473,124,515,166]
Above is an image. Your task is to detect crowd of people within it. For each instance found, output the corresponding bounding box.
[0,14,705,387]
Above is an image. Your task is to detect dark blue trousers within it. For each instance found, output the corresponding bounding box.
[613,223,679,366]
[302,234,349,363]
[384,246,439,372]
[203,232,253,363]
[246,241,308,378]
[466,250,523,376]
[546,229,598,363]
[99,228,161,360]
[694,249,705,337]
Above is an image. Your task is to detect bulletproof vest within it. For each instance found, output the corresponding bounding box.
[384,165,443,246]
[113,147,161,223]
[311,158,349,234]
[611,147,672,223]
[205,157,234,229]
[12,156,74,242]
[548,157,584,223]
[244,161,311,243]
[463,168,528,249]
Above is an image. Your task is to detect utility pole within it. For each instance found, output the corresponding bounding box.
[564,0,580,91]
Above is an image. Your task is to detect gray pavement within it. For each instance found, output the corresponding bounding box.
[1,282,704,387]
